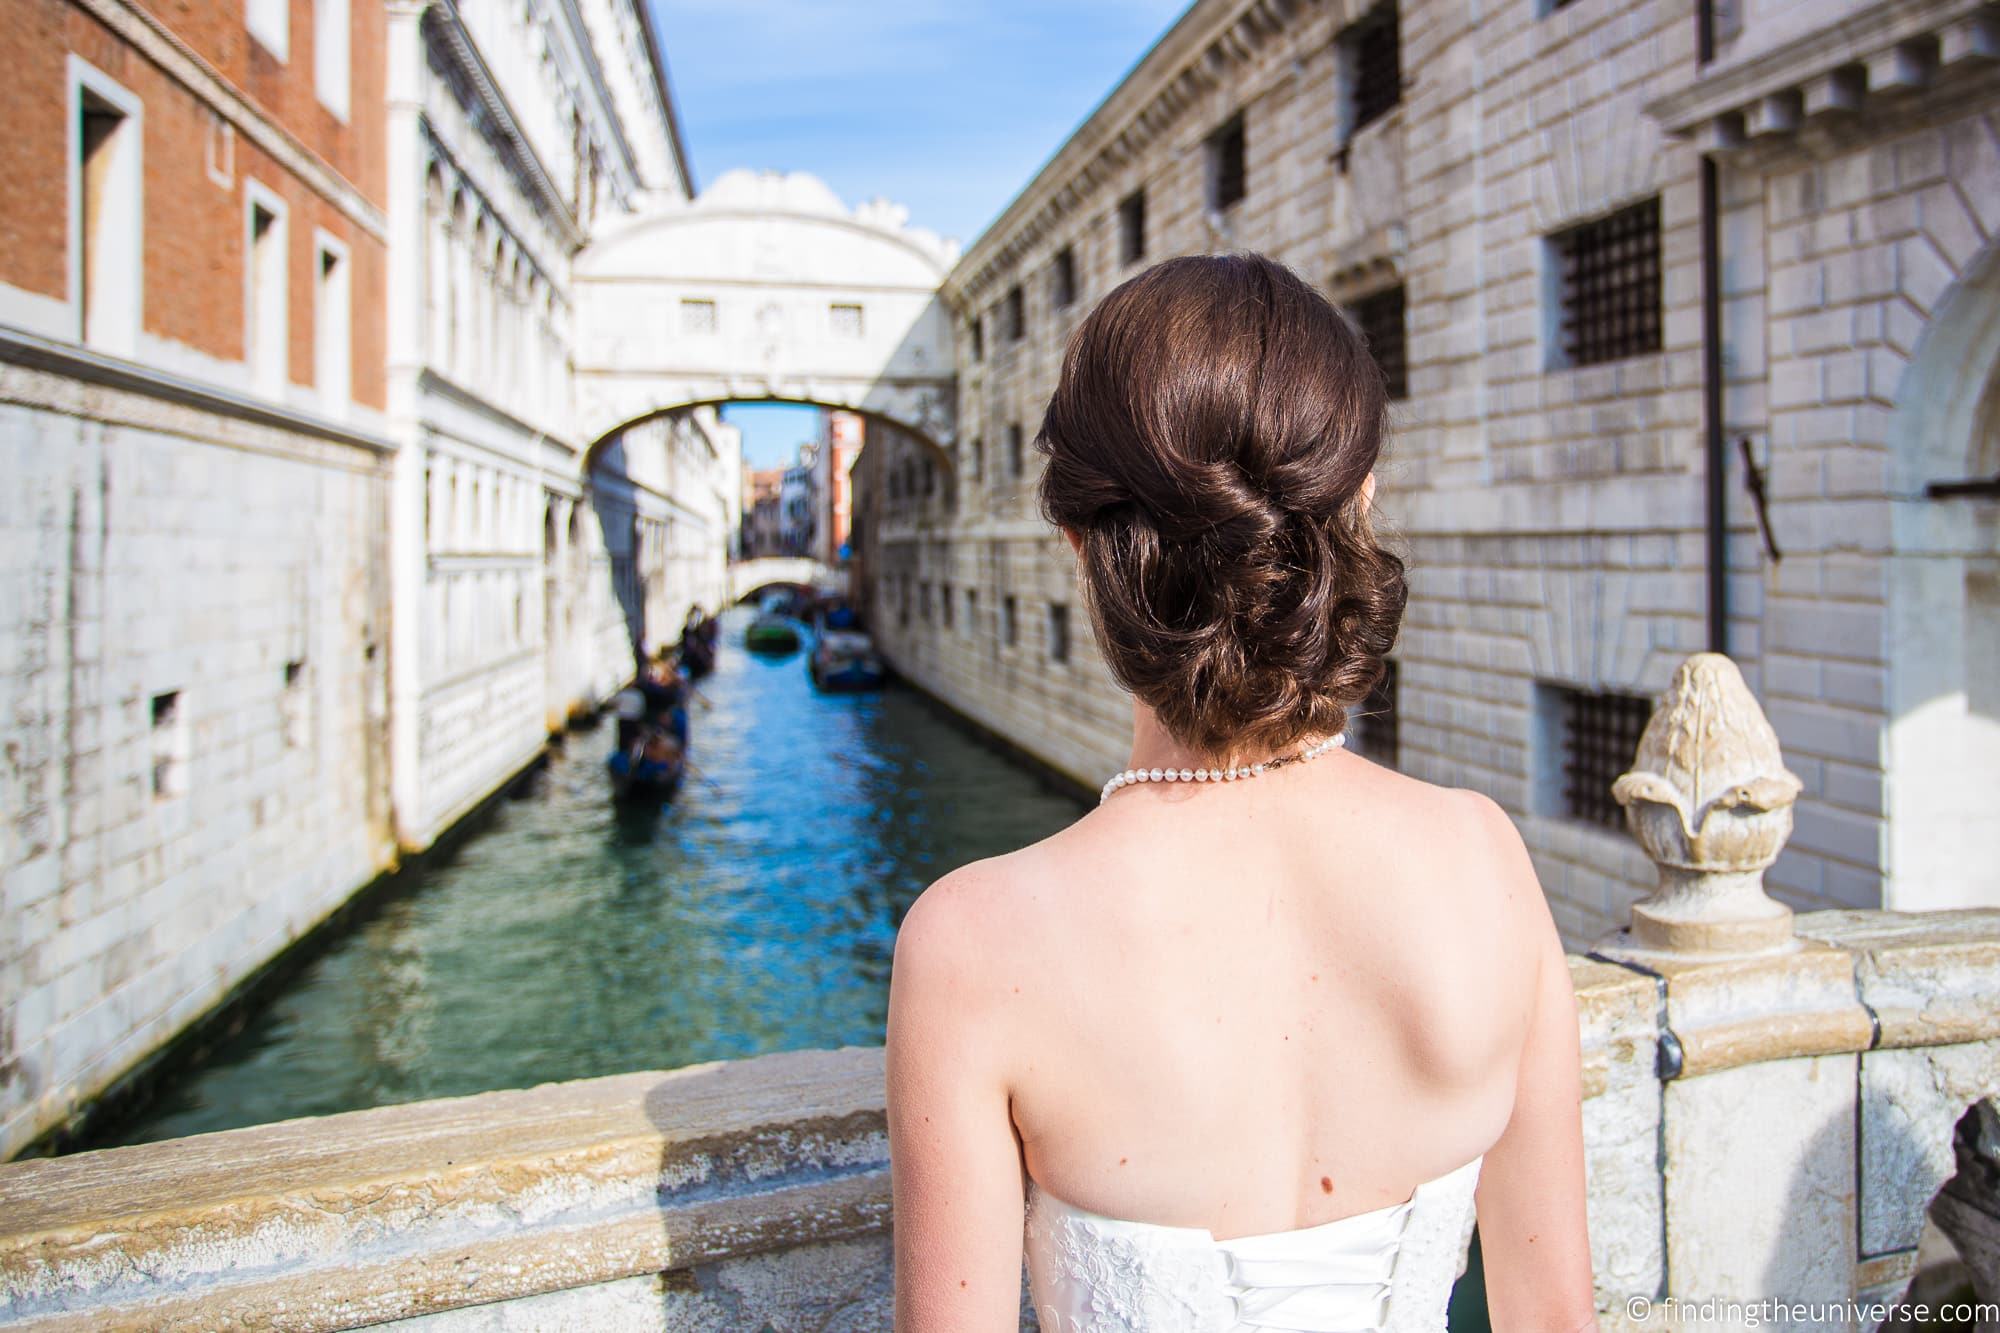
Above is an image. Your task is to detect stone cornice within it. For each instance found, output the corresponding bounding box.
[1645,0,1998,148]
[945,0,1324,309]
[426,0,585,252]
[0,324,395,458]
[548,0,644,196]
[67,0,388,242]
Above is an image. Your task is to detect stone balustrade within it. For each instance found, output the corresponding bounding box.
[2,653,1997,1329]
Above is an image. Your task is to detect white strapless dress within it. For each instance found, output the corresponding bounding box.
[1023,1156,1482,1332]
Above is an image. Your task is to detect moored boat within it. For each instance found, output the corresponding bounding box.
[744,615,802,654]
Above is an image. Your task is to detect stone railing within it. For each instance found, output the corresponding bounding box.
[2,653,1996,1330]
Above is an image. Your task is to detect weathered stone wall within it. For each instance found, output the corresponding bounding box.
[4,915,1994,1329]
[0,346,397,1163]
[874,0,2000,948]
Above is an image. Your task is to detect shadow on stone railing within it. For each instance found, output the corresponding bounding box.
[1,652,1996,1331]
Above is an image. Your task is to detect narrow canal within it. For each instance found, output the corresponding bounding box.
[96,605,1086,1148]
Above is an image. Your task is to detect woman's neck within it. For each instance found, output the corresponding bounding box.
[1125,701,1309,773]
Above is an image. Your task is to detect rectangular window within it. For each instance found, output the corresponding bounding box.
[941,582,954,628]
[1550,196,1661,368]
[315,0,350,119]
[1005,285,1025,341]
[246,185,288,397]
[900,574,912,627]
[1537,683,1654,829]
[830,302,864,338]
[971,436,985,482]
[1340,2,1401,138]
[920,581,932,622]
[247,0,288,59]
[966,588,979,635]
[1207,113,1246,212]
[1008,423,1024,477]
[1349,659,1399,768]
[969,314,984,361]
[315,234,351,418]
[1048,604,1070,664]
[1051,246,1077,309]
[1350,285,1407,400]
[72,61,142,356]
[1002,595,1019,647]
[681,298,717,335]
[282,659,311,749]
[1118,190,1146,265]
[151,689,186,799]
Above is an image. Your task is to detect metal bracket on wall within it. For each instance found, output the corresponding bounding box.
[1737,435,1781,563]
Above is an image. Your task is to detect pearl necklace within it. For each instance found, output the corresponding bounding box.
[1099,733,1346,804]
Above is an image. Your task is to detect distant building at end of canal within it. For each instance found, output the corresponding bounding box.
[856,0,2000,944]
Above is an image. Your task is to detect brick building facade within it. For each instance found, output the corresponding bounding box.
[866,0,2000,943]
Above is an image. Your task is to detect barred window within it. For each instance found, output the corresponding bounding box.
[1341,2,1401,136]
[1551,197,1661,367]
[1008,423,1024,477]
[1540,684,1653,830]
[968,314,984,361]
[1349,659,1399,768]
[1207,113,1246,212]
[1005,285,1025,341]
[941,582,954,628]
[1052,246,1077,308]
[1048,604,1070,664]
[1350,285,1407,400]
[1119,190,1146,265]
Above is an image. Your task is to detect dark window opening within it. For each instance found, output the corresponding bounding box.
[1551,196,1662,368]
[1542,684,1653,830]
[971,436,984,482]
[1048,604,1070,664]
[968,315,984,361]
[1118,190,1146,265]
[941,583,954,628]
[1207,114,1246,212]
[1005,285,1025,341]
[1351,285,1408,400]
[1002,595,1019,647]
[1051,246,1077,308]
[1341,2,1402,137]
[1008,423,1024,478]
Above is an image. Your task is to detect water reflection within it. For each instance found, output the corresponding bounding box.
[99,607,1085,1147]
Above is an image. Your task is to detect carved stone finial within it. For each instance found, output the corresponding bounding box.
[1607,652,1804,956]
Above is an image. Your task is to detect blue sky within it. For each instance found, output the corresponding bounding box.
[649,0,1193,469]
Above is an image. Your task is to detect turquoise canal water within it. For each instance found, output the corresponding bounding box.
[98,608,1086,1147]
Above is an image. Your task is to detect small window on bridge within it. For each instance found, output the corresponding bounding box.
[830,302,863,338]
[680,298,716,335]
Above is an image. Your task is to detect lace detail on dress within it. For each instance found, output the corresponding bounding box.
[1025,1183,1233,1332]
[1023,1158,1481,1333]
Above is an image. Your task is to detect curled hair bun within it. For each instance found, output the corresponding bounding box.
[1035,253,1406,758]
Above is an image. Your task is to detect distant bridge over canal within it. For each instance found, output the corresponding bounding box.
[728,557,845,603]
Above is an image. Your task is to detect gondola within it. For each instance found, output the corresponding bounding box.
[607,669,690,802]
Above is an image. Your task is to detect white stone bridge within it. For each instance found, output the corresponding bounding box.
[727,557,844,603]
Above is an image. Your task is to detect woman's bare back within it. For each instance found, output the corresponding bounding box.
[976,748,1547,1242]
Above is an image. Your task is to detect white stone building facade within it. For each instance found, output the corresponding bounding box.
[872,0,2000,944]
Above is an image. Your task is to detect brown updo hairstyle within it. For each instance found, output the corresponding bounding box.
[1035,252,1406,758]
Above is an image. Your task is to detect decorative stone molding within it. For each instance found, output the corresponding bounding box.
[1603,652,1804,957]
[1644,0,2000,153]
